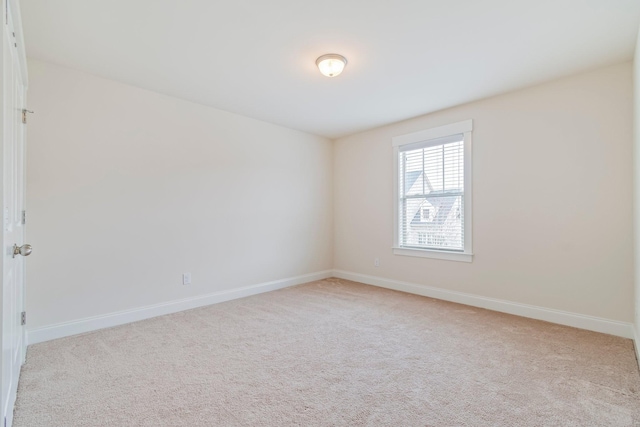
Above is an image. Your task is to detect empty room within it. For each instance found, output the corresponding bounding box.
[0,0,639,426]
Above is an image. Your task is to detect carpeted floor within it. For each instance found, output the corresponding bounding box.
[13,278,640,426]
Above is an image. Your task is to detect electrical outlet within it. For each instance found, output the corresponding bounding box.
[374,258,380,267]
[182,273,191,285]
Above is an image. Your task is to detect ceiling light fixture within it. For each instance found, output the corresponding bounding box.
[316,54,347,77]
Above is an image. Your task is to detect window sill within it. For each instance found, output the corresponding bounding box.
[392,247,473,263]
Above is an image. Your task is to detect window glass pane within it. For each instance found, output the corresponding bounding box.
[399,138,464,251]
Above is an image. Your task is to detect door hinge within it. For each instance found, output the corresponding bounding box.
[21,210,25,225]
[21,311,26,326]
[21,109,33,124]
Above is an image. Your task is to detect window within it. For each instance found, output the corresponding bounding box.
[420,207,430,222]
[392,120,473,262]
[417,232,427,245]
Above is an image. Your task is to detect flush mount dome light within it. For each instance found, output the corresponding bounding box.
[316,54,347,77]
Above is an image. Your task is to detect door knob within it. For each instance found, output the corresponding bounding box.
[13,244,32,258]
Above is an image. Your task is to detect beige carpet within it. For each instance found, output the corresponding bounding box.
[13,278,640,426]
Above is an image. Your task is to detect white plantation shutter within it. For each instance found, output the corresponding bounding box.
[398,135,467,254]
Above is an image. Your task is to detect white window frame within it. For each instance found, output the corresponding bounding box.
[392,119,473,262]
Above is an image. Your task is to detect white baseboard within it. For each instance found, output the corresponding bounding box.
[634,326,640,371]
[27,269,636,345]
[333,270,635,339]
[27,270,333,345]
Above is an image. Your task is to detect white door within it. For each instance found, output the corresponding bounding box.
[2,3,28,426]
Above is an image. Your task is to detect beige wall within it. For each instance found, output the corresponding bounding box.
[26,59,333,329]
[334,62,634,322]
[26,58,636,332]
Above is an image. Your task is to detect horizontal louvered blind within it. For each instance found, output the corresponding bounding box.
[398,134,464,251]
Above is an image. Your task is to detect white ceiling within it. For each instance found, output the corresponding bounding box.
[21,0,640,139]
